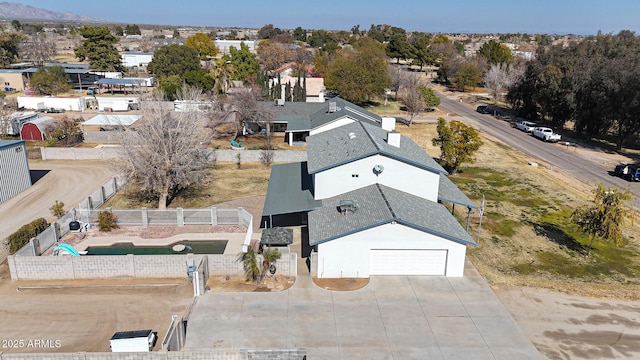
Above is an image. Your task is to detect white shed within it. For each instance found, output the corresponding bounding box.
[109,329,156,352]
[0,140,31,204]
[121,52,154,68]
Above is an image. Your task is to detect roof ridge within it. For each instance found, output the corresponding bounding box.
[376,184,396,218]
[358,120,381,151]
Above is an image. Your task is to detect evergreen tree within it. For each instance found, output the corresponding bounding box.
[302,73,307,102]
[285,81,292,102]
[74,26,124,72]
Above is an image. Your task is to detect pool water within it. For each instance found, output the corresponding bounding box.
[86,240,228,255]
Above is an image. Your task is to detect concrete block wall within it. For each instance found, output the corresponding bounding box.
[206,254,244,275]
[9,256,75,280]
[134,255,205,278]
[9,254,298,280]
[0,350,306,359]
[72,255,134,279]
[40,147,125,161]
[39,147,309,163]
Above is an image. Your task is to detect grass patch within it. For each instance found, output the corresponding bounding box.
[105,163,271,209]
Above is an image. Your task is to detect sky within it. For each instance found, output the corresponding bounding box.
[10,0,640,35]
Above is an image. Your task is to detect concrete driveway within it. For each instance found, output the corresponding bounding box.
[184,266,541,359]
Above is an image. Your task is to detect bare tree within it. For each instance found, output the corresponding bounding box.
[398,75,425,127]
[257,42,291,74]
[483,63,526,104]
[120,86,212,209]
[388,63,407,100]
[20,33,57,66]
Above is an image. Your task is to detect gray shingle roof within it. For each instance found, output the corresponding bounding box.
[306,120,446,175]
[260,227,294,246]
[438,174,478,209]
[261,162,322,217]
[257,101,325,119]
[308,97,381,130]
[308,184,476,247]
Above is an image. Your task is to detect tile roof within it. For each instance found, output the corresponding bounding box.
[306,120,446,175]
[308,184,476,247]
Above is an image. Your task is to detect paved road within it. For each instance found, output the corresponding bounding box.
[436,91,640,208]
[0,160,116,261]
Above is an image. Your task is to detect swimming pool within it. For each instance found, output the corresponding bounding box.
[85,240,228,255]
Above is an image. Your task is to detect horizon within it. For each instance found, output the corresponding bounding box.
[4,0,640,36]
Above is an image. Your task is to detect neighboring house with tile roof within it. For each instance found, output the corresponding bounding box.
[260,98,477,278]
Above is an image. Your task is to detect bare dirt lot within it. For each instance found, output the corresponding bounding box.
[0,261,193,353]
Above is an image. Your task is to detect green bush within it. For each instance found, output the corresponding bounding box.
[97,211,119,232]
[8,218,49,254]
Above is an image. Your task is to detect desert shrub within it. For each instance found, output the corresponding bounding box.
[8,217,48,254]
[49,200,65,218]
[97,211,119,232]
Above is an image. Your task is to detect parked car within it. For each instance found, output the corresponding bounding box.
[532,127,561,142]
[515,120,537,133]
[476,105,491,114]
[614,163,640,181]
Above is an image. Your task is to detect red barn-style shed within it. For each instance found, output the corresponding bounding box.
[20,116,54,141]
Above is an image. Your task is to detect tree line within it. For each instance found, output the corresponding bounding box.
[508,30,640,150]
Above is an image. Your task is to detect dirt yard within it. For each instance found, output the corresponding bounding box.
[0,261,193,353]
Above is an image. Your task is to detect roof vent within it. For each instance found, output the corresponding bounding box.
[387,131,401,148]
[348,132,356,140]
[338,200,358,215]
[373,164,384,176]
[328,101,337,113]
[381,117,396,131]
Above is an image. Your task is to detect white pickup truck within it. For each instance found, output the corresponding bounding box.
[532,127,561,142]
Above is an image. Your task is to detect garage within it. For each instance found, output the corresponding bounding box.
[370,249,448,276]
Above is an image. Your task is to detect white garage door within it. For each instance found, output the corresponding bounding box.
[370,249,448,275]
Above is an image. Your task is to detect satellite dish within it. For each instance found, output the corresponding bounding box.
[373,164,384,176]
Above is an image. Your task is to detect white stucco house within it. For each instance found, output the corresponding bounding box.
[260,98,477,278]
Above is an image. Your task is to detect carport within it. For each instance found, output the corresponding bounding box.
[260,162,322,228]
[96,78,147,95]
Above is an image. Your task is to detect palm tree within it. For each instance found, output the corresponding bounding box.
[211,58,234,95]
[237,242,260,282]
[260,247,282,281]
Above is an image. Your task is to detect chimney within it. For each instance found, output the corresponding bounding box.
[387,131,401,148]
[381,117,396,131]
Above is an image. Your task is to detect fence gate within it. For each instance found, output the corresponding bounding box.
[192,256,209,297]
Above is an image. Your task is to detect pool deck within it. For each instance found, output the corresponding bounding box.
[72,232,253,255]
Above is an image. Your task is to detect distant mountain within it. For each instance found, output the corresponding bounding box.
[0,2,104,22]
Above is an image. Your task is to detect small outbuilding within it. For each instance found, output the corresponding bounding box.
[0,140,31,204]
[260,227,294,253]
[81,114,142,132]
[109,329,156,352]
[20,116,55,141]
